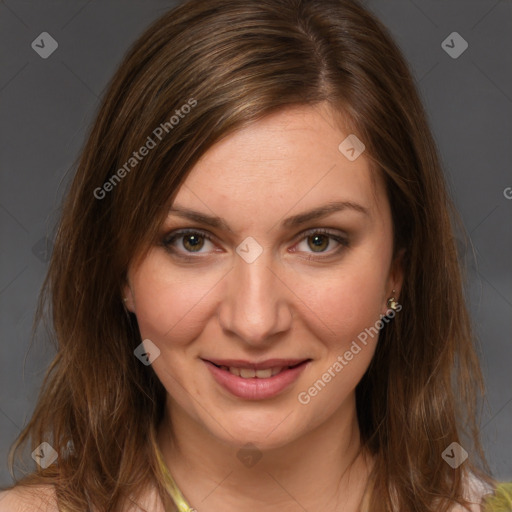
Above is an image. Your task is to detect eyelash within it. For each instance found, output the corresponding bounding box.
[161,228,349,262]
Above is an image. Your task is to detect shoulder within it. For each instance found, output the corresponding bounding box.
[0,485,58,512]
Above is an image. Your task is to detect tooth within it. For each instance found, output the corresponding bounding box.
[255,368,272,378]
[224,366,286,378]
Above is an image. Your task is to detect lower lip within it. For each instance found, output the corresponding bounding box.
[203,360,310,400]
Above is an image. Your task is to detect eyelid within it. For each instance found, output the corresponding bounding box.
[161,227,349,258]
[293,226,348,243]
[161,228,217,254]
[290,227,349,259]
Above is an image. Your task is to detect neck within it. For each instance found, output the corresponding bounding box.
[157,393,372,512]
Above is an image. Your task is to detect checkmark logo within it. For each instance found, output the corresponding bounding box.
[441,32,468,59]
[134,339,161,365]
[32,237,53,263]
[31,32,58,59]
[31,442,58,469]
[338,134,365,161]
[236,236,263,263]
[442,442,468,468]
[236,443,263,468]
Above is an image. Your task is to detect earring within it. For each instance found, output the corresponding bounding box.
[123,297,128,302]
[386,290,399,311]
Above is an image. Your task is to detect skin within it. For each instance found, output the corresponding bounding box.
[123,102,404,511]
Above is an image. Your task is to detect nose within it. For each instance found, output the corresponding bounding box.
[217,249,293,347]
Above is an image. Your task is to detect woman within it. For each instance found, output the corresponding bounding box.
[1,0,508,510]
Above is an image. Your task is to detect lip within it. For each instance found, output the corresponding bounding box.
[202,358,311,400]
[204,358,308,370]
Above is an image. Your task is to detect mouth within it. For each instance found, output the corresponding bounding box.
[207,361,307,378]
[201,358,312,400]
[202,358,311,378]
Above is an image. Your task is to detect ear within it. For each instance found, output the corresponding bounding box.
[384,247,405,312]
[122,277,136,313]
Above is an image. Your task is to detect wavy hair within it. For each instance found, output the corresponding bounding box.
[6,0,493,510]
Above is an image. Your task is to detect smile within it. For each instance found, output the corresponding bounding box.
[212,362,305,378]
[202,358,311,400]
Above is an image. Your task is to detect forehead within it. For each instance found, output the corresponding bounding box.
[171,103,388,226]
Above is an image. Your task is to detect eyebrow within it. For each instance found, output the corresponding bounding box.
[167,201,369,232]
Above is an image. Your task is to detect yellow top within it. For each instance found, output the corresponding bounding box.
[155,442,195,512]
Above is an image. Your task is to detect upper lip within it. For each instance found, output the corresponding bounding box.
[203,358,310,370]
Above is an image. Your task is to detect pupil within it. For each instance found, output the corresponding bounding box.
[309,234,328,252]
[184,234,203,251]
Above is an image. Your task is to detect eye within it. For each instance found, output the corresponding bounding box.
[162,229,217,256]
[161,227,350,261]
[293,228,349,259]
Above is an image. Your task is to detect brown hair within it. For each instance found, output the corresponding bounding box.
[6,0,493,510]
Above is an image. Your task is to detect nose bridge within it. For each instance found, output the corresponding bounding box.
[219,248,290,344]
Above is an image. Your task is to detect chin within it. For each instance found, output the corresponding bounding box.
[207,408,304,451]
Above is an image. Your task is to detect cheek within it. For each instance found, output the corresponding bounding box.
[291,252,389,350]
[292,262,386,415]
[130,251,221,346]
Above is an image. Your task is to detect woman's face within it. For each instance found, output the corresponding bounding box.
[124,103,403,450]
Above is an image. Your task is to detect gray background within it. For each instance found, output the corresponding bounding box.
[1,0,511,488]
